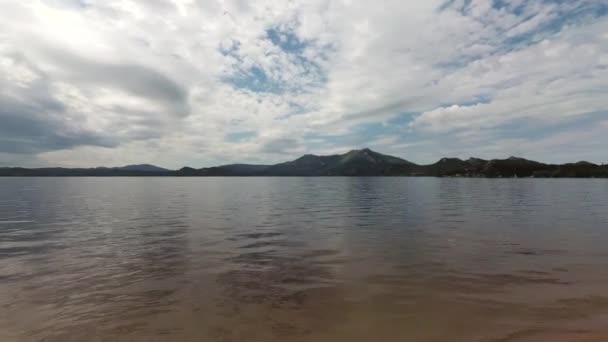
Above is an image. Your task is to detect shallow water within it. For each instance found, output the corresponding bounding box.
[1,177,608,341]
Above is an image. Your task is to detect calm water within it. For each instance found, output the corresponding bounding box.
[1,177,608,342]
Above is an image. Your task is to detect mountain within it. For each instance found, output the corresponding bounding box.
[0,164,171,176]
[114,164,169,172]
[1,149,607,177]
[262,148,415,176]
[417,158,471,176]
[176,164,270,176]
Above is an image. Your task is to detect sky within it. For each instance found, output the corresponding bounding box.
[0,0,607,168]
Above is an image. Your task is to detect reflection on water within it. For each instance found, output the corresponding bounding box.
[1,177,608,341]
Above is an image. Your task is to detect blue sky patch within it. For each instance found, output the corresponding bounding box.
[266,27,308,54]
[220,27,327,94]
[223,65,284,93]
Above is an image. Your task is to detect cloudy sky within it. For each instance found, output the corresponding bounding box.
[1,0,607,168]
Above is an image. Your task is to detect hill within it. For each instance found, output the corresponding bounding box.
[1,149,607,177]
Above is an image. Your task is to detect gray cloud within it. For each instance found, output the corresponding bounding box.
[0,43,189,157]
[260,138,300,154]
[0,94,116,154]
[0,51,116,154]
[42,47,190,117]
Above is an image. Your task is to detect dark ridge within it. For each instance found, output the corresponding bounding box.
[116,164,169,172]
[1,149,607,177]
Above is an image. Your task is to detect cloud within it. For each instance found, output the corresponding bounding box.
[0,52,116,154]
[409,18,608,133]
[0,95,115,154]
[260,137,301,154]
[49,50,190,117]
[0,0,606,167]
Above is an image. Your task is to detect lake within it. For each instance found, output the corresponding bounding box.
[1,177,608,341]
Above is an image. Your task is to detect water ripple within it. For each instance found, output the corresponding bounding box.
[0,177,607,341]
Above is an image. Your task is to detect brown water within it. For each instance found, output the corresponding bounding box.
[1,177,608,341]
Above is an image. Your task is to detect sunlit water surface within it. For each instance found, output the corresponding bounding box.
[1,177,608,341]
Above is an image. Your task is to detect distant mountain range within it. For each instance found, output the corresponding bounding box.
[0,164,171,176]
[1,148,607,177]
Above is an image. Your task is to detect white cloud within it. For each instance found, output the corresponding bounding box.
[410,19,608,133]
[0,0,606,167]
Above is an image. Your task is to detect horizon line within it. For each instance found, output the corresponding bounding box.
[2,148,606,170]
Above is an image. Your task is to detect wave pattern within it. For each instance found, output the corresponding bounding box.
[0,177,608,341]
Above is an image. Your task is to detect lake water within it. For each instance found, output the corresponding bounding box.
[1,177,608,341]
